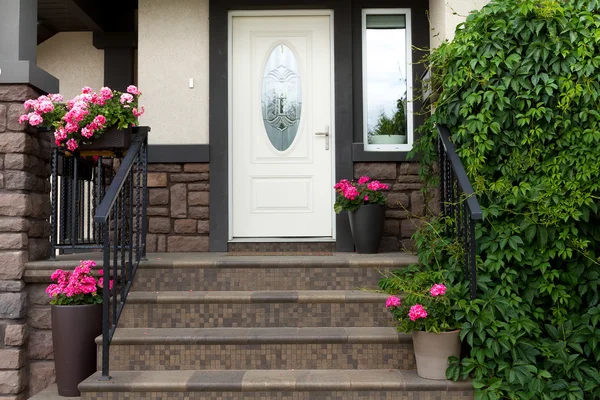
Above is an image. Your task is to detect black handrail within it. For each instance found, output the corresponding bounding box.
[95,127,149,380]
[438,124,482,299]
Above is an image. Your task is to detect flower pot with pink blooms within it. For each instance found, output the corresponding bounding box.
[333,176,390,253]
[380,266,461,380]
[19,85,145,154]
[45,260,113,396]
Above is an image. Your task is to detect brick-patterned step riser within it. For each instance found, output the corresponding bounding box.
[82,391,474,400]
[118,302,394,328]
[132,267,394,291]
[100,342,415,371]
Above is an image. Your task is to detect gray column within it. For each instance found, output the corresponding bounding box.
[0,0,58,93]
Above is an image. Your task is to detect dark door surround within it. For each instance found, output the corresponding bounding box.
[209,0,428,252]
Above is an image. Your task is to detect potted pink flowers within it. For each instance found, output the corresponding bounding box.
[380,266,461,380]
[19,85,144,152]
[333,176,390,253]
[46,260,112,396]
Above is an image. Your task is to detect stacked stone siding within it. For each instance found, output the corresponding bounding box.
[146,163,210,252]
[0,85,53,399]
[354,162,435,252]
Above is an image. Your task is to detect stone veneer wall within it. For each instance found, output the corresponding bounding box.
[0,85,52,399]
[354,162,436,252]
[146,163,210,252]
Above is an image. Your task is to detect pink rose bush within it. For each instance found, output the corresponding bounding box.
[381,266,458,333]
[45,260,113,305]
[333,176,390,213]
[19,85,144,151]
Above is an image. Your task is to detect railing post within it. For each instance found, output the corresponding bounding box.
[100,222,111,380]
[469,219,477,299]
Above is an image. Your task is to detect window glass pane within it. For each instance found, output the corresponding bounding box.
[365,13,408,146]
[261,44,302,152]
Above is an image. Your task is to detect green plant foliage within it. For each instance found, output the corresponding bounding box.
[406,0,600,398]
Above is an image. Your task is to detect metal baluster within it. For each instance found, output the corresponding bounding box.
[135,152,141,263]
[50,149,58,259]
[100,218,111,380]
[120,183,126,302]
[128,169,134,279]
[72,157,78,249]
[141,140,148,259]
[112,202,118,336]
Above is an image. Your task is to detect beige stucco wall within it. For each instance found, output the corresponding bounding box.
[429,0,490,47]
[138,0,209,145]
[37,32,104,100]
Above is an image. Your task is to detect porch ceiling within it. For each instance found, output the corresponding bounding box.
[37,0,137,44]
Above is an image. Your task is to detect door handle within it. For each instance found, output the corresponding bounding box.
[314,126,330,150]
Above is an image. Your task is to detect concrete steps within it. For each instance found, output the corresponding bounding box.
[119,290,395,328]
[74,252,472,399]
[79,369,473,400]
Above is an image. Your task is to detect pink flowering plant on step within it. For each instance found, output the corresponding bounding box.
[19,85,144,152]
[379,265,459,333]
[333,176,390,213]
[46,260,113,306]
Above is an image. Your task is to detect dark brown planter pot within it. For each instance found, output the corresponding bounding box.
[51,304,102,396]
[80,125,132,150]
[348,204,385,254]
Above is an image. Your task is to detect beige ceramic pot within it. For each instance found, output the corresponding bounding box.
[411,330,461,380]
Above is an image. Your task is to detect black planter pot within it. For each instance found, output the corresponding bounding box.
[51,304,102,396]
[80,125,132,150]
[348,204,385,254]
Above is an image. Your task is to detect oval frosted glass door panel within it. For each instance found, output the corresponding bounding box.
[261,44,303,152]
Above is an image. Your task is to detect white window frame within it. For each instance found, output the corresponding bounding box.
[362,8,413,152]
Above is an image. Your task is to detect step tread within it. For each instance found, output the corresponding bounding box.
[126,290,391,304]
[79,369,472,392]
[100,327,409,345]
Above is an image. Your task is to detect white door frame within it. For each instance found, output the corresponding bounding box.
[227,9,337,242]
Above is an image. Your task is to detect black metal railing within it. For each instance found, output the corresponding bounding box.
[438,125,482,299]
[50,150,113,257]
[95,127,148,380]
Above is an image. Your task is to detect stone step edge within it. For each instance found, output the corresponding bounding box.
[26,252,417,270]
[126,290,394,304]
[79,369,472,393]
[97,327,410,345]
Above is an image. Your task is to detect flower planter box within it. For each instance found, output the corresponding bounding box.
[80,125,132,151]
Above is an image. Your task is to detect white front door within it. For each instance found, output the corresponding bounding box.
[231,12,334,238]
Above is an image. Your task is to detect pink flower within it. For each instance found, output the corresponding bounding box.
[367,180,390,191]
[430,284,447,297]
[358,176,370,185]
[100,87,113,99]
[38,100,54,113]
[120,93,133,104]
[343,186,359,200]
[133,106,145,117]
[66,139,78,152]
[386,296,401,308]
[364,195,369,201]
[64,122,79,133]
[81,127,94,139]
[24,99,37,110]
[28,113,43,126]
[49,93,63,102]
[409,304,428,321]
[94,115,107,126]
[18,114,29,124]
[127,85,140,95]
[98,277,114,290]
[81,86,92,94]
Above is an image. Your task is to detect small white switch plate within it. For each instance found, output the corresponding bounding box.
[188,78,194,88]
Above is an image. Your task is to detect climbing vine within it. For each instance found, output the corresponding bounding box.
[400,0,600,398]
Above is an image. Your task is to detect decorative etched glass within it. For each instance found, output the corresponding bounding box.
[261,44,302,152]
